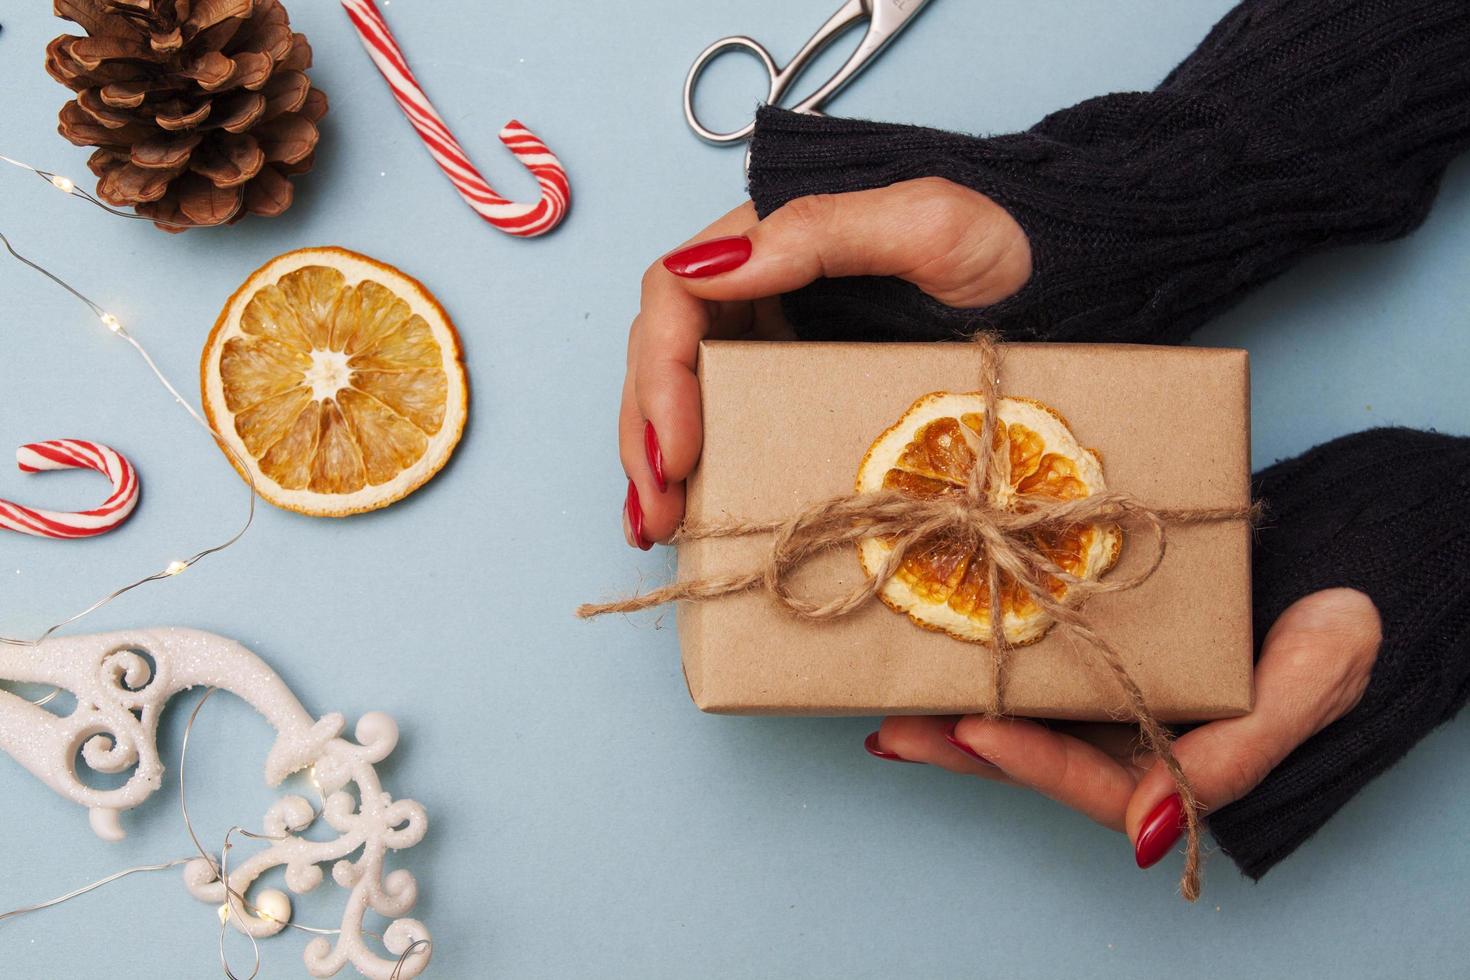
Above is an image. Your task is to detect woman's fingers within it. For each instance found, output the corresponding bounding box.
[616,372,650,548]
[624,300,704,543]
[864,715,1142,830]
[622,202,759,543]
[866,589,1381,868]
[617,365,688,548]
[866,715,1013,782]
[662,177,1032,309]
[1126,588,1382,868]
[622,179,1029,546]
[946,715,1136,831]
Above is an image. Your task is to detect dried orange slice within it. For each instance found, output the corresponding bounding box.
[201,247,468,517]
[856,393,1120,645]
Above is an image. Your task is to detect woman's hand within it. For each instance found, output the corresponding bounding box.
[617,179,1383,871]
[865,588,1383,869]
[618,177,1032,548]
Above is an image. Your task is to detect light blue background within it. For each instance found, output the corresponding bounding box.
[2,1,1468,977]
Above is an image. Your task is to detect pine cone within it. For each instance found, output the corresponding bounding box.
[45,0,328,232]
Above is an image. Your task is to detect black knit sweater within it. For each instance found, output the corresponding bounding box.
[746,0,1470,879]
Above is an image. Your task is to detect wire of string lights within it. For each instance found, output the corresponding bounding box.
[0,154,257,649]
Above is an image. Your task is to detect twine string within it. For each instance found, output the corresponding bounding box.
[580,334,1259,901]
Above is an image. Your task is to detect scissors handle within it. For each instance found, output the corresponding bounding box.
[683,35,781,144]
[684,0,871,146]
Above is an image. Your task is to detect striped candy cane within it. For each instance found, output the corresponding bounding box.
[0,440,140,539]
[340,0,571,237]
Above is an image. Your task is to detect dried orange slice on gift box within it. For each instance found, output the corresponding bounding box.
[201,247,468,517]
[856,393,1121,646]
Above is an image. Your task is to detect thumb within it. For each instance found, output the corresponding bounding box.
[662,177,1032,310]
[1127,588,1382,868]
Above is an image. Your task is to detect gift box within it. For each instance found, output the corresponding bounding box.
[676,340,1253,722]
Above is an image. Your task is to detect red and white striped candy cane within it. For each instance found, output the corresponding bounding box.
[0,440,140,539]
[341,0,571,237]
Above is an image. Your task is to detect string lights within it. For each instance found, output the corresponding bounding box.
[0,153,241,228]
[1,685,429,979]
[177,689,426,980]
[0,157,436,977]
[0,153,255,649]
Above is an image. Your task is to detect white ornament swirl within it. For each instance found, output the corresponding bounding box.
[0,628,432,979]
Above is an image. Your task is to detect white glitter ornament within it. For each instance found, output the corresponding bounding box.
[0,628,431,979]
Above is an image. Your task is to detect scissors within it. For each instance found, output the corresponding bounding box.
[683,0,933,145]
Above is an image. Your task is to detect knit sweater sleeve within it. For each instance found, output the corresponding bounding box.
[746,0,1470,346]
[744,0,1470,880]
[1210,428,1470,879]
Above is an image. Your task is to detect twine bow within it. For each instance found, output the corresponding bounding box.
[580,334,1258,901]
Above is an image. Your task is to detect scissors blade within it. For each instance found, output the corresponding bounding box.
[869,0,932,38]
[789,0,933,115]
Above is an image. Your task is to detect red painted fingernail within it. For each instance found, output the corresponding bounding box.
[662,235,752,278]
[864,731,922,764]
[943,723,994,765]
[644,421,666,493]
[1135,794,1185,869]
[623,479,652,551]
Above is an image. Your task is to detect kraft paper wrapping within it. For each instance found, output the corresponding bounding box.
[677,341,1253,722]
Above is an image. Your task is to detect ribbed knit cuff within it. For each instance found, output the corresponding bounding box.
[748,12,1470,348]
[745,96,1278,346]
[747,107,1054,343]
[1211,428,1470,878]
[744,0,1470,879]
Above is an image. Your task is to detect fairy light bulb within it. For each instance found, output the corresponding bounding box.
[0,159,258,650]
[252,889,291,924]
